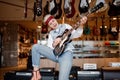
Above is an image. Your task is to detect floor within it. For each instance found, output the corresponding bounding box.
[0,65,27,80]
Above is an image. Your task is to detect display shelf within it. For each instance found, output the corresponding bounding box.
[72,40,120,58]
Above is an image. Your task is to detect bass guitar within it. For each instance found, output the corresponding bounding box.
[53,2,104,57]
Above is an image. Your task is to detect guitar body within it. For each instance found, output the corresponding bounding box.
[65,0,76,18]
[24,0,28,18]
[100,26,108,36]
[54,0,62,19]
[49,0,62,19]
[93,18,100,36]
[79,0,89,14]
[83,25,91,35]
[33,0,42,21]
[53,29,72,56]
[49,0,57,15]
[33,2,37,21]
[93,26,100,36]
[36,0,42,16]
[43,1,49,16]
[41,24,48,34]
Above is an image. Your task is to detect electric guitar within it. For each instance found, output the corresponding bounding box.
[79,0,89,14]
[53,2,104,57]
[64,0,76,18]
[93,17,100,36]
[108,0,120,16]
[33,0,42,21]
[36,0,42,16]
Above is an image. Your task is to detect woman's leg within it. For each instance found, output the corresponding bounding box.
[31,44,57,80]
[58,51,73,80]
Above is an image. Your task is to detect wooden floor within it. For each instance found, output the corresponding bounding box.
[0,65,27,80]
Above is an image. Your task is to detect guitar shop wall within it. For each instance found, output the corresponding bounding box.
[36,0,120,69]
[0,21,36,67]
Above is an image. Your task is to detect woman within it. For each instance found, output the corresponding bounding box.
[31,14,87,80]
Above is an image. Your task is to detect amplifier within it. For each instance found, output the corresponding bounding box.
[4,68,55,80]
[103,70,120,80]
[77,70,102,80]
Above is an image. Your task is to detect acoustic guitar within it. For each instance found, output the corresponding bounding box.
[53,2,104,57]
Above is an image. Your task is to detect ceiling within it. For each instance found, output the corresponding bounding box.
[0,0,116,30]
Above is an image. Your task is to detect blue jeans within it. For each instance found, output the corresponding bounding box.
[32,44,73,80]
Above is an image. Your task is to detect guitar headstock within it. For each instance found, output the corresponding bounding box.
[90,2,104,13]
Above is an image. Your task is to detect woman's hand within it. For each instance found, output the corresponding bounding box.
[79,16,87,27]
[52,37,61,48]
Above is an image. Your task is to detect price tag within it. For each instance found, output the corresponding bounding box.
[83,63,97,70]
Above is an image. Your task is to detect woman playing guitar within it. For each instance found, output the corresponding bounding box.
[31,14,87,80]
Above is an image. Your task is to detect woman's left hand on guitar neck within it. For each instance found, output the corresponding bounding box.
[79,16,87,27]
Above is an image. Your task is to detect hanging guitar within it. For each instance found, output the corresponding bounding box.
[41,23,48,34]
[49,0,57,16]
[79,0,89,14]
[33,0,42,21]
[109,17,119,40]
[64,0,76,18]
[100,16,108,37]
[53,2,104,57]
[83,21,90,35]
[54,0,62,19]
[24,0,28,18]
[93,17,100,36]
[43,1,49,17]
[108,0,120,16]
